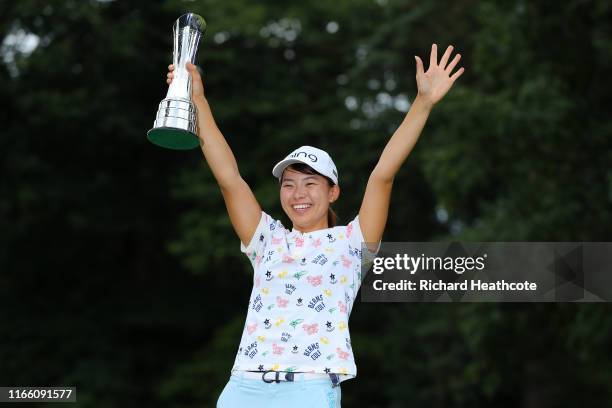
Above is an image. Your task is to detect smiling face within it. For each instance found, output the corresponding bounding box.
[280,165,340,233]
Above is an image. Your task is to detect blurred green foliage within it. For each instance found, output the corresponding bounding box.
[1,0,611,407]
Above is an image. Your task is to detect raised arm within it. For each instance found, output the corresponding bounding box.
[167,63,261,246]
[358,44,465,244]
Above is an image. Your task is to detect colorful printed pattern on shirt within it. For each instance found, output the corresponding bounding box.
[233,212,365,378]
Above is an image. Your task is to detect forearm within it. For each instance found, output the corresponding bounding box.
[194,96,241,186]
[372,95,433,181]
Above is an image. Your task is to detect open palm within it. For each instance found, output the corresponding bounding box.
[415,44,464,105]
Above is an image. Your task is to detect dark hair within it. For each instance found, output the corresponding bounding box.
[280,163,338,227]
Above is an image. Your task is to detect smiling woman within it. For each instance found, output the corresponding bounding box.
[165,42,465,407]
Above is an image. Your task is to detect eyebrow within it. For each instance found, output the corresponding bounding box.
[282,176,318,182]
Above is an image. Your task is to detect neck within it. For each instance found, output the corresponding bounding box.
[293,219,329,233]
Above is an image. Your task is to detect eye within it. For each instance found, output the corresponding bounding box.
[306,182,316,186]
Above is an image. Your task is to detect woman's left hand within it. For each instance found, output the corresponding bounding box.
[415,44,464,107]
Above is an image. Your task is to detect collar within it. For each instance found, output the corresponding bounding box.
[288,226,334,239]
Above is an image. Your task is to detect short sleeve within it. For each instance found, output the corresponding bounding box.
[347,215,381,260]
[240,211,275,269]
[347,215,381,291]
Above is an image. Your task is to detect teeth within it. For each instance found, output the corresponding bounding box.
[293,204,311,210]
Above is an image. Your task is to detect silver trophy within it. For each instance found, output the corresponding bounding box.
[148,13,207,150]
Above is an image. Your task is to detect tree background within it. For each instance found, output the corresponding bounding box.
[1,0,611,407]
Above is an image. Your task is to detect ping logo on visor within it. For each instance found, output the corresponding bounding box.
[289,151,318,162]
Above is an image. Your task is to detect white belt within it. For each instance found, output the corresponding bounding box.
[233,370,331,381]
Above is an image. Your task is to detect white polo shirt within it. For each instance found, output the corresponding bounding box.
[231,211,371,383]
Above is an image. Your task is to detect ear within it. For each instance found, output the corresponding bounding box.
[328,184,340,203]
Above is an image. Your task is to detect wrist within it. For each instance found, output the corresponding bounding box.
[414,94,434,112]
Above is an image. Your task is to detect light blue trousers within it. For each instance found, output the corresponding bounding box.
[216,371,342,407]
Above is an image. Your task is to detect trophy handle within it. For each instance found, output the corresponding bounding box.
[167,14,204,100]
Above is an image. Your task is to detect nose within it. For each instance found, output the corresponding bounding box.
[293,184,307,199]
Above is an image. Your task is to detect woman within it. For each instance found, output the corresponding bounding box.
[166,43,464,407]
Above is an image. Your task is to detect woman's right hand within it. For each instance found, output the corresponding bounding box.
[166,62,206,103]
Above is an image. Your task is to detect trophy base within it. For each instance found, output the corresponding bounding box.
[148,98,200,150]
[147,127,200,150]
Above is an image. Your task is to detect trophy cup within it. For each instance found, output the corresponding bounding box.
[147,13,207,150]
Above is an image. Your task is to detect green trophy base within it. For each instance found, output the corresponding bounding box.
[147,127,200,150]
